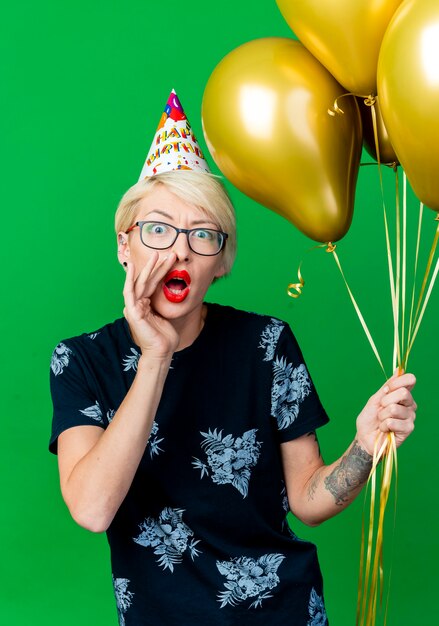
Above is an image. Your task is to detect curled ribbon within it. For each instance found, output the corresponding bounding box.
[328,93,375,117]
[287,264,305,299]
[287,242,332,299]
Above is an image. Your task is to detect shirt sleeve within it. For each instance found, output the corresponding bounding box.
[49,339,105,454]
[270,324,329,443]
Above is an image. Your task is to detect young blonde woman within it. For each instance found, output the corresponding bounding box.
[49,169,416,626]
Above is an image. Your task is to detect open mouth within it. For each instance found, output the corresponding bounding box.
[163,270,191,303]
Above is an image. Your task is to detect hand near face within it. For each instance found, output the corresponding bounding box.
[123,252,180,358]
[356,370,417,455]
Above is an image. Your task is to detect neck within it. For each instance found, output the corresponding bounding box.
[173,303,207,352]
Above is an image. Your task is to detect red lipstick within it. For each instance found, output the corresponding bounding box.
[163,270,191,303]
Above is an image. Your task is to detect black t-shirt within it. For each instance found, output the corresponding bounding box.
[49,303,330,625]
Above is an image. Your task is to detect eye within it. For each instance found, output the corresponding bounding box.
[193,229,215,240]
[144,222,169,235]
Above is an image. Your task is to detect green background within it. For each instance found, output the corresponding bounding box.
[2,1,437,624]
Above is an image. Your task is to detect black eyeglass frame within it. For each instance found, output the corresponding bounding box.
[125,221,228,256]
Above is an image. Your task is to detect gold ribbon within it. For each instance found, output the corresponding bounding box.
[357,431,398,626]
[288,241,387,376]
[401,172,407,363]
[328,93,375,117]
[404,219,439,368]
[407,200,424,366]
[286,242,334,299]
[369,98,402,374]
[286,263,305,299]
[357,145,438,624]
[287,118,437,623]
[357,99,400,626]
[404,217,439,367]
[328,246,387,379]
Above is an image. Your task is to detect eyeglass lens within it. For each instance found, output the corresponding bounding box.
[141,222,224,255]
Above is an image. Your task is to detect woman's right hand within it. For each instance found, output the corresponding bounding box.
[123,251,179,358]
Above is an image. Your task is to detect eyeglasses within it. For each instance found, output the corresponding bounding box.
[125,221,228,256]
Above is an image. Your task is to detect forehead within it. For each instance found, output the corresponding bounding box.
[135,185,215,225]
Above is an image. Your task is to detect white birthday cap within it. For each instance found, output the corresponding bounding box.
[138,89,211,179]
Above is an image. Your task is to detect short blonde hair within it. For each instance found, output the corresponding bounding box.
[115,170,237,275]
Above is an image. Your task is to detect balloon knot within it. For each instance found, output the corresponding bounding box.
[435,214,439,222]
[326,242,337,253]
[364,94,377,107]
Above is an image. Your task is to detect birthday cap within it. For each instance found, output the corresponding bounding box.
[138,89,210,179]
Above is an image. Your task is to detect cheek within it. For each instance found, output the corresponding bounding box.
[197,262,223,287]
[214,261,226,279]
[129,243,162,277]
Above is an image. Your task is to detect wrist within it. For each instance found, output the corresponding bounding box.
[354,434,381,460]
[137,351,173,372]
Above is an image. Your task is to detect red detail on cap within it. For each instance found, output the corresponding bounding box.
[170,107,186,122]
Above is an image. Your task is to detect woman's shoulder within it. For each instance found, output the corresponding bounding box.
[54,317,126,346]
[50,317,130,369]
[205,303,290,361]
[207,302,287,330]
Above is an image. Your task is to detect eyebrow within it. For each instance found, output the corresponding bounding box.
[144,209,218,227]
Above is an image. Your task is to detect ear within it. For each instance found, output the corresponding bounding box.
[117,231,130,267]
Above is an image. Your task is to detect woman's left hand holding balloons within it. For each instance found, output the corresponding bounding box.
[355,371,417,456]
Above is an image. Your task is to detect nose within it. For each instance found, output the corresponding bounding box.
[170,231,191,262]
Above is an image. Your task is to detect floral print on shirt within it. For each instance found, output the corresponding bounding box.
[280,480,289,514]
[147,420,164,458]
[192,428,262,498]
[133,507,201,572]
[112,576,134,626]
[122,347,140,372]
[79,400,104,424]
[50,342,72,376]
[258,318,284,361]
[216,553,285,609]
[271,357,312,429]
[307,587,327,625]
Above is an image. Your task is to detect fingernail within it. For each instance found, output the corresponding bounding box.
[383,385,389,393]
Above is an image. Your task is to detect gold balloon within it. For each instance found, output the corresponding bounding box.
[358,97,398,165]
[202,38,362,243]
[378,0,439,211]
[276,0,403,95]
